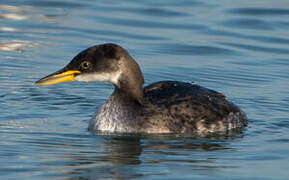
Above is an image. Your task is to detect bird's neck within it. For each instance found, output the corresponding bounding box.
[114,54,144,104]
[91,55,145,132]
[116,80,143,104]
[93,87,143,132]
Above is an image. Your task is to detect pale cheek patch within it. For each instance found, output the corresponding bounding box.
[75,71,121,85]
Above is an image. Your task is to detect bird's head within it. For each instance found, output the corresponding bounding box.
[36,43,143,86]
[36,43,144,102]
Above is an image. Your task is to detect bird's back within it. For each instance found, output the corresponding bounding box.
[142,81,247,133]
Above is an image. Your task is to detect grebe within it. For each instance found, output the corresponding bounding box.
[36,43,247,134]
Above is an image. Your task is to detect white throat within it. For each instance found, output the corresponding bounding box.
[74,71,122,85]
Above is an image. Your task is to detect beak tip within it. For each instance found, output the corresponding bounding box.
[35,81,42,86]
[35,80,45,86]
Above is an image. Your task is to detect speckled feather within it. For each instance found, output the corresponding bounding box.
[91,80,247,134]
[141,81,247,133]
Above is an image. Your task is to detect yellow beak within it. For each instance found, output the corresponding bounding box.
[35,70,81,86]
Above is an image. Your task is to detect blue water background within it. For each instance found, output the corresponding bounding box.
[0,0,289,179]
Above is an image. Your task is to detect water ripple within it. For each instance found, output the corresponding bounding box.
[151,43,237,56]
[90,6,188,17]
[221,42,289,55]
[221,18,274,30]
[228,8,289,16]
[95,16,207,30]
[22,0,88,8]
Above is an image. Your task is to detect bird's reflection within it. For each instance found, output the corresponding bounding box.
[59,134,143,179]
[61,130,245,179]
[101,135,143,165]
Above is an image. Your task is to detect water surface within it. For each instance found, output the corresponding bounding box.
[1,0,289,179]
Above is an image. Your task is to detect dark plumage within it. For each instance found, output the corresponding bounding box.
[36,43,247,134]
[142,81,246,133]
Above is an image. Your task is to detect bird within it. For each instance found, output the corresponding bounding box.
[36,43,247,134]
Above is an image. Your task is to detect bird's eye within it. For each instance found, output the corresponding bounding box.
[81,61,91,70]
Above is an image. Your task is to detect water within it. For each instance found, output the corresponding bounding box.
[1,0,289,179]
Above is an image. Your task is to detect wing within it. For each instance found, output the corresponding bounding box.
[143,81,247,133]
